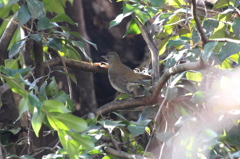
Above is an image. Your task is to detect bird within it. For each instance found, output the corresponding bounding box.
[102,52,151,96]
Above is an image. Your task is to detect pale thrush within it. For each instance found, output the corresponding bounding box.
[102,52,150,96]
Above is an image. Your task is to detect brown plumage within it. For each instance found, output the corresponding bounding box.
[102,52,150,96]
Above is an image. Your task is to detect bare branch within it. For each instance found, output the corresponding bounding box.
[45,57,107,73]
[191,0,208,45]
[104,147,147,159]
[132,13,160,83]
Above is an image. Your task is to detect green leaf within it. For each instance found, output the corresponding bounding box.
[37,17,52,30]
[58,131,79,159]
[52,90,69,103]
[4,67,30,77]
[81,36,98,51]
[15,98,29,122]
[203,20,219,36]
[63,44,82,60]
[174,115,197,127]
[72,40,91,61]
[31,107,44,137]
[5,79,27,97]
[9,40,26,59]
[29,33,42,42]
[232,18,240,38]
[43,100,71,113]
[26,0,45,19]
[51,13,75,25]
[17,3,31,26]
[109,13,132,29]
[42,0,65,14]
[202,42,218,61]
[190,91,205,104]
[219,42,240,62]
[46,38,63,51]
[213,0,229,9]
[124,19,141,37]
[67,132,94,150]
[98,120,125,133]
[127,125,145,137]
[47,113,87,132]
[167,37,190,47]
[28,94,42,108]
[39,81,47,98]
[57,70,77,84]
[150,0,166,7]
[46,77,59,96]
[20,155,35,159]
[3,0,18,5]
[186,71,202,82]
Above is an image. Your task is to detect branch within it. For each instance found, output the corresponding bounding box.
[104,147,147,159]
[90,60,205,116]
[209,38,240,44]
[0,13,18,65]
[132,13,160,83]
[45,57,107,73]
[191,0,208,45]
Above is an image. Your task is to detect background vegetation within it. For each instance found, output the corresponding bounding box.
[0,0,240,158]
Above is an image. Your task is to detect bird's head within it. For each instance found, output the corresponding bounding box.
[101,52,120,64]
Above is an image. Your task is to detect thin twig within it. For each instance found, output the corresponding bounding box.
[56,52,73,99]
[132,13,160,83]
[191,0,208,45]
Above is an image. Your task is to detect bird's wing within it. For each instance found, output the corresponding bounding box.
[114,76,132,95]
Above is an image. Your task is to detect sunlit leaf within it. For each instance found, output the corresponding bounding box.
[43,100,71,113]
[219,42,240,62]
[15,98,29,122]
[47,113,87,132]
[5,78,27,97]
[31,107,44,137]
[58,131,79,159]
[124,19,141,37]
[109,13,131,29]
[186,71,202,82]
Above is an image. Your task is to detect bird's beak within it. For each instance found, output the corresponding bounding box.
[101,55,107,61]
